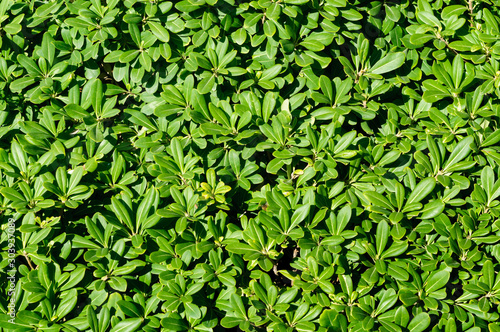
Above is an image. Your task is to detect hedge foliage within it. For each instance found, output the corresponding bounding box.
[1,0,500,331]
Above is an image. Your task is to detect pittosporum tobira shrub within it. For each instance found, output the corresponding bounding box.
[1,0,500,331]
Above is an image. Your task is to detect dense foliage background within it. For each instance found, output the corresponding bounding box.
[1,0,500,331]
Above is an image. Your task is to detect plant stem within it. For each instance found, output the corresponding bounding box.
[23,252,35,270]
[438,36,458,55]
[468,0,474,27]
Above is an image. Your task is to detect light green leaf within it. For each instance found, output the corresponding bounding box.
[408,312,430,332]
[149,21,170,42]
[405,177,436,207]
[420,200,445,219]
[443,136,474,172]
[425,269,450,293]
[364,191,394,211]
[109,318,143,332]
[198,75,216,94]
[370,53,405,75]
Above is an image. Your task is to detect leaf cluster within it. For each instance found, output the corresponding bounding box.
[1,0,500,331]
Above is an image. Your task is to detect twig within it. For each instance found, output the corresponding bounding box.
[439,37,459,55]
[23,252,35,270]
[468,0,474,27]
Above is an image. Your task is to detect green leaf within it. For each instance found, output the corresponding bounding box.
[448,40,474,52]
[420,200,445,219]
[441,5,467,19]
[65,17,93,28]
[119,50,140,63]
[161,318,188,331]
[87,306,99,332]
[364,191,394,211]
[296,167,316,187]
[375,289,398,316]
[17,54,42,76]
[290,204,310,230]
[417,11,441,27]
[232,28,247,45]
[231,294,247,319]
[1,187,25,202]
[117,300,143,318]
[55,289,78,319]
[90,79,103,116]
[405,177,436,207]
[221,316,244,328]
[370,53,405,75]
[284,0,309,4]
[341,8,363,21]
[198,75,216,94]
[226,243,260,257]
[482,131,500,147]
[408,312,430,332]
[10,77,37,92]
[260,65,282,81]
[184,302,201,319]
[425,269,450,293]
[125,109,157,131]
[376,220,390,256]
[170,138,184,173]
[443,137,474,172]
[410,34,435,45]
[20,121,52,139]
[262,92,276,123]
[109,318,143,332]
[149,21,170,42]
[319,310,341,327]
[334,131,356,154]
[111,196,134,231]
